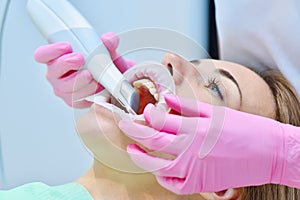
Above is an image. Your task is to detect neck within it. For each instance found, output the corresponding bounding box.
[76,160,202,200]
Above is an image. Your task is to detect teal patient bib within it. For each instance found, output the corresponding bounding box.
[0,182,93,200]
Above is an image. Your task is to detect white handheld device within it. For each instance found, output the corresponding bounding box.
[26,0,140,114]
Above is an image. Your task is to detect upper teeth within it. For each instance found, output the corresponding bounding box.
[133,79,159,101]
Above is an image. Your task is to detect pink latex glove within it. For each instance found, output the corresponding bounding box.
[34,32,135,108]
[119,94,300,194]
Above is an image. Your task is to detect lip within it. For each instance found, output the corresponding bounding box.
[125,61,176,114]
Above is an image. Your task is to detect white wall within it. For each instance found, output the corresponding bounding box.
[0,0,208,189]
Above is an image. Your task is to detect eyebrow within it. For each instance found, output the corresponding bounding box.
[217,69,243,104]
[190,60,201,65]
[190,60,243,104]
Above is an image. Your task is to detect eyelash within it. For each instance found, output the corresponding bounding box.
[206,77,224,100]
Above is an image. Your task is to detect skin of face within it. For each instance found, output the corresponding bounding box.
[76,53,275,199]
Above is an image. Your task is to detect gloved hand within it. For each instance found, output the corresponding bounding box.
[34,32,135,108]
[119,94,300,194]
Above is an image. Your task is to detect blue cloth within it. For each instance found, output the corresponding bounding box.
[0,182,93,200]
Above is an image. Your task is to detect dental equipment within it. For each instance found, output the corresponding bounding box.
[26,0,140,114]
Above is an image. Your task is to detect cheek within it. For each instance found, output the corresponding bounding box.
[76,106,147,172]
[76,112,101,144]
[175,80,216,105]
[76,106,133,151]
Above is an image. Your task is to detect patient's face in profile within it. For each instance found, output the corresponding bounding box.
[76,53,275,199]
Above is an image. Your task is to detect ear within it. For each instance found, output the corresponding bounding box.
[212,188,240,200]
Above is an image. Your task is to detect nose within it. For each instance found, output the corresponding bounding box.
[161,53,188,85]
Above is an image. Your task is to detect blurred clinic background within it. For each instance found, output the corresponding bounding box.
[0,0,218,189]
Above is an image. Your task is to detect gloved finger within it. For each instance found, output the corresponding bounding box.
[156,176,185,195]
[112,57,136,73]
[127,144,173,173]
[164,94,213,118]
[101,32,119,54]
[51,69,101,93]
[127,144,187,178]
[72,82,101,101]
[101,32,135,73]
[54,81,100,102]
[34,42,72,63]
[119,120,185,156]
[69,99,93,108]
[46,52,84,79]
[62,96,93,108]
[143,104,202,134]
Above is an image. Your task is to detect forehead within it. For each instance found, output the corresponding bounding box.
[195,59,276,118]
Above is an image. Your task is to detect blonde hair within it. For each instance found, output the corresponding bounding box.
[240,70,300,199]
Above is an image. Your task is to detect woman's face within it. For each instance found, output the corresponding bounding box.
[76,53,275,198]
[162,53,275,118]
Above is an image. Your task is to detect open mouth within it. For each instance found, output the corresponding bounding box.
[124,61,175,116]
[85,61,175,119]
[110,76,161,115]
[133,78,159,114]
[118,61,175,116]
